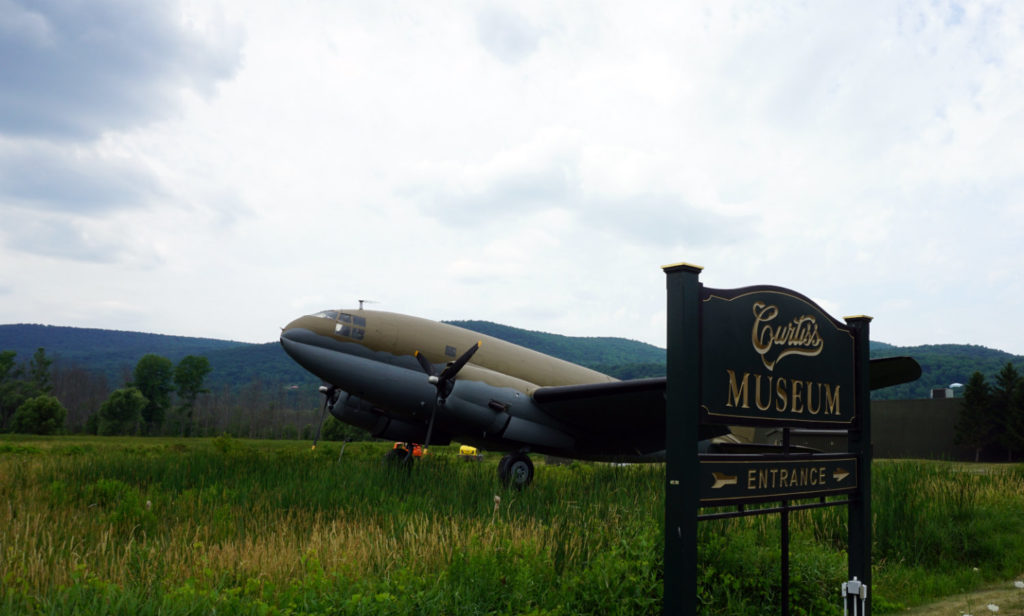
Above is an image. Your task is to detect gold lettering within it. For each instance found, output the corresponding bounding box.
[726,370,750,409]
[807,381,821,414]
[791,380,804,413]
[824,384,841,415]
[750,302,825,371]
[775,378,788,412]
[715,370,843,419]
[780,469,789,486]
[751,303,780,355]
[755,374,772,411]
[747,469,757,490]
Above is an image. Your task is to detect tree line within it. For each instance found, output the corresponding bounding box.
[956,361,1024,461]
[0,347,353,440]
[0,348,64,434]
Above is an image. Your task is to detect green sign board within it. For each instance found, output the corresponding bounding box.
[698,455,858,506]
[701,286,857,428]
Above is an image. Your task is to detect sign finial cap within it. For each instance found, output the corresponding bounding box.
[662,262,703,274]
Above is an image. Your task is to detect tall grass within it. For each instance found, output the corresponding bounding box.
[1,437,1022,615]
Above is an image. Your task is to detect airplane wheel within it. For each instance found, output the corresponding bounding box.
[499,453,533,489]
[383,447,413,471]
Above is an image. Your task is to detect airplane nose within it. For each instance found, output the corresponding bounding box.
[280,319,301,341]
[279,316,330,379]
[280,315,322,345]
[280,316,319,358]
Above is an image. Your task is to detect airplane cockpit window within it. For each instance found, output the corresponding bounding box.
[309,310,367,340]
[334,312,366,340]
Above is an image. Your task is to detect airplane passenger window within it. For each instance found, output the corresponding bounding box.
[339,313,352,323]
[353,315,366,328]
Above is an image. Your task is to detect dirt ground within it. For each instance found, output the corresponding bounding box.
[900,581,1024,616]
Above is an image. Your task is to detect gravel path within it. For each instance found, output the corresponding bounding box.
[900,580,1024,616]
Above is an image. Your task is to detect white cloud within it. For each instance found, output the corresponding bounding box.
[0,0,241,140]
[1,0,1023,357]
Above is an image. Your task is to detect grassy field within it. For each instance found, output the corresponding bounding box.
[1,435,1022,615]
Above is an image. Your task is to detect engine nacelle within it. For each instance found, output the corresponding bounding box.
[330,392,450,445]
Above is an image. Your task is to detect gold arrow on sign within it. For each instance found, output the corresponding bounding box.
[833,468,850,482]
[711,472,738,489]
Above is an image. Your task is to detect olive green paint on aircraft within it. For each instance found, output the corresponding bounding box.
[291,309,618,392]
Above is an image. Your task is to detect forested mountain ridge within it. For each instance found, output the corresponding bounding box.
[2,322,1022,400]
[0,324,247,363]
[0,324,315,391]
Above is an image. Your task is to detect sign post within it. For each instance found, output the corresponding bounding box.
[662,263,702,616]
[845,315,873,614]
[663,264,875,616]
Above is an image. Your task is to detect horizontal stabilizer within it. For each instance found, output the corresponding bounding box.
[868,356,921,390]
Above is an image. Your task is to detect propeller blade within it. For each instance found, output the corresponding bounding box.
[414,350,436,378]
[312,385,335,451]
[439,341,481,382]
[419,342,481,451]
[423,399,440,451]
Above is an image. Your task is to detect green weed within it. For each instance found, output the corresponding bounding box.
[1,437,1022,614]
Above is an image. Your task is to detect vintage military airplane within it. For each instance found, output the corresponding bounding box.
[280,308,920,488]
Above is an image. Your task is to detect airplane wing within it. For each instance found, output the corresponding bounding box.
[531,377,665,429]
[530,357,922,454]
[531,378,728,450]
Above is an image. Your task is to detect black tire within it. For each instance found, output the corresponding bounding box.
[498,452,533,489]
[383,447,413,471]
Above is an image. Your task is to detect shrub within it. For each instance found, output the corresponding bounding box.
[10,394,66,434]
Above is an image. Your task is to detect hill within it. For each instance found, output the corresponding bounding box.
[2,322,1023,400]
[0,324,317,392]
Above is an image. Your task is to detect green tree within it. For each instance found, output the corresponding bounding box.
[955,371,994,462]
[991,362,1024,461]
[132,354,173,434]
[0,350,21,429]
[26,348,53,395]
[173,355,211,436]
[98,387,147,436]
[10,395,67,435]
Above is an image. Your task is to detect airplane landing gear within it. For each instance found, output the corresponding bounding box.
[498,452,534,489]
[383,446,413,471]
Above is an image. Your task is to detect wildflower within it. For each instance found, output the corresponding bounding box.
[986,604,999,613]
[493,494,501,516]
[1014,581,1024,590]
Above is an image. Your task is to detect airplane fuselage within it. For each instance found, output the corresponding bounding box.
[280,309,648,459]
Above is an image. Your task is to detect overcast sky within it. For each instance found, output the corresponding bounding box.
[2,0,1023,356]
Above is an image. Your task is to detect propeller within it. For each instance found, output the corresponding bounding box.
[312,384,338,451]
[414,341,482,451]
